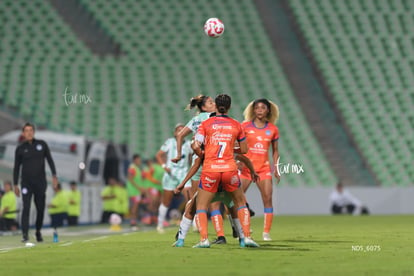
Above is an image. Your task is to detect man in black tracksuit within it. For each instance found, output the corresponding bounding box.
[13,123,58,242]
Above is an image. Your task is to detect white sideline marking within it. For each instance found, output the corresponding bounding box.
[82,236,108,243]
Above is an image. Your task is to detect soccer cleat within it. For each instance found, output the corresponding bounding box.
[244,237,260,247]
[156,226,165,234]
[172,239,184,247]
[262,232,272,241]
[239,238,245,248]
[36,232,43,242]
[21,234,29,243]
[192,239,210,248]
[212,236,227,244]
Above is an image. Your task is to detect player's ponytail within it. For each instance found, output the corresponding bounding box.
[215,94,231,114]
[185,94,208,112]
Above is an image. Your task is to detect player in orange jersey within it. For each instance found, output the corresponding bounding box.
[240,98,280,241]
[192,94,259,248]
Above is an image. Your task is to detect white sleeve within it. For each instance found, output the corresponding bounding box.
[329,191,338,205]
[195,133,204,144]
[185,117,199,133]
[344,190,362,215]
[160,138,170,152]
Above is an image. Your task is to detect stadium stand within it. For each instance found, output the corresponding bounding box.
[288,0,414,186]
[0,0,337,186]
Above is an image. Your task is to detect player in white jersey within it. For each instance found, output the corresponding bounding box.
[171,95,216,197]
[156,123,192,233]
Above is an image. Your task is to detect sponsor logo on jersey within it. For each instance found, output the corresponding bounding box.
[211,164,230,169]
[210,132,233,143]
[248,130,255,134]
[213,124,233,130]
[254,143,264,149]
[205,177,217,183]
[256,136,263,141]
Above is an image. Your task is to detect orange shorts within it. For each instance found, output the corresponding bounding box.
[199,170,240,193]
[239,166,272,181]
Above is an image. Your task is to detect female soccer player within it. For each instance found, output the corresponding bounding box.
[155,124,192,233]
[171,95,219,233]
[240,98,280,241]
[192,94,259,248]
[171,94,216,197]
[172,153,259,247]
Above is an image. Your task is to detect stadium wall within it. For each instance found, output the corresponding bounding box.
[246,186,414,215]
[23,185,414,227]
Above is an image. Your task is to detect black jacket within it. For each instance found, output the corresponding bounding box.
[13,138,57,186]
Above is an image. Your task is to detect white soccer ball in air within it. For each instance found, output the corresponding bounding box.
[204,18,225,38]
[109,213,122,225]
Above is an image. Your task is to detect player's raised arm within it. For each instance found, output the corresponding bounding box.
[171,126,192,163]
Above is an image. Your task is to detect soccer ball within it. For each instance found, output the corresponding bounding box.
[109,213,122,225]
[204,18,225,38]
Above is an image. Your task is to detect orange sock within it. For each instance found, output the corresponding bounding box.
[211,211,224,237]
[196,210,208,240]
[237,206,251,238]
[264,208,274,233]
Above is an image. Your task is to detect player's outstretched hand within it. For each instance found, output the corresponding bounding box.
[174,184,184,195]
[14,185,20,197]
[251,172,260,183]
[274,172,280,184]
[171,156,182,163]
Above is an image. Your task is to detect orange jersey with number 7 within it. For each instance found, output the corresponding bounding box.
[195,115,246,172]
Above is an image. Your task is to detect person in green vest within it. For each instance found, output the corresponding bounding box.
[142,158,164,224]
[113,178,128,219]
[67,181,81,226]
[101,178,118,223]
[48,183,69,240]
[0,181,19,231]
[126,154,146,228]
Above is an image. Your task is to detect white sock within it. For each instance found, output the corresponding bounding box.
[157,204,168,228]
[192,215,198,230]
[233,218,245,239]
[177,216,192,240]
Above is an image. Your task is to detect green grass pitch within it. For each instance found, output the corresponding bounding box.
[1,216,413,275]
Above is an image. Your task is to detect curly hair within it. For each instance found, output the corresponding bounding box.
[243,98,279,124]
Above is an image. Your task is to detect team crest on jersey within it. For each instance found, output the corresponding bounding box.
[36,144,43,151]
[265,130,271,136]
